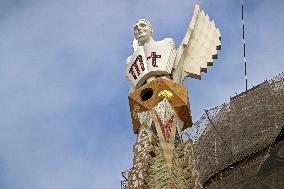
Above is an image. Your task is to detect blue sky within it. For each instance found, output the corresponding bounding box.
[0,0,283,188]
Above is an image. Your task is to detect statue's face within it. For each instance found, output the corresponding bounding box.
[134,20,152,44]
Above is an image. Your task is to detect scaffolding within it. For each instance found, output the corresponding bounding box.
[183,72,284,187]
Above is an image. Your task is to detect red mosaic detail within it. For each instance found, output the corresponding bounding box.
[129,66,137,79]
[147,52,161,67]
[128,55,145,80]
[156,113,174,143]
[135,55,145,71]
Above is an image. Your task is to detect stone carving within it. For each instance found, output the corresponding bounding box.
[124,4,221,189]
[126,4,221,90]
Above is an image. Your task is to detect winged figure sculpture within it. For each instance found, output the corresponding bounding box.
[126,4,221,90]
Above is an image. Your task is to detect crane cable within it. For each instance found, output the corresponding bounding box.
[241,0,248,92]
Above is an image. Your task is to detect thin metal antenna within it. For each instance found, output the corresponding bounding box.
[241,0,248,91]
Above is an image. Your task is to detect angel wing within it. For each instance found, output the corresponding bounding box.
[172,4,221,84]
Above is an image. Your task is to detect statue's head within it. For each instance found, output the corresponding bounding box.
[134,19,153,45]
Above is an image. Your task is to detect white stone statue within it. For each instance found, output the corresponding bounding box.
[125,5,221,90]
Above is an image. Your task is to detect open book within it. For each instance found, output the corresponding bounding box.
[125,38,177,89]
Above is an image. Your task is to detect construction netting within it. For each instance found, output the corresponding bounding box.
[182,72,284,185]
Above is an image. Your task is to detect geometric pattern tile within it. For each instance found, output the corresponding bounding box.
[150,121,158,137]
[137,110,148,125]
[154,98,175,125]
[156,113,174,143]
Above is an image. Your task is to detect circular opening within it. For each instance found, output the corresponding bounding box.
[140,88,153,101]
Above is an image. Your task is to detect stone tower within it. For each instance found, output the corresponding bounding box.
[123,5,221,188]
[126,79,201,189]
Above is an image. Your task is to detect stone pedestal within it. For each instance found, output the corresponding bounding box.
[126,79,201,189]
